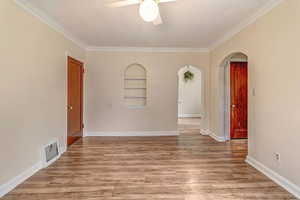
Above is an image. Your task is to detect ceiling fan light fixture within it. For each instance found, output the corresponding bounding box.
[139,0,159,22]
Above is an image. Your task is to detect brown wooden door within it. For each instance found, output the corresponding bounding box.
[230,62,248,139]
[67,56,84,146]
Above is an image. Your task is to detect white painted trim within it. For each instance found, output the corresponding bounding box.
[14,0,86,49]
[200,129,227,142]
[86,131,179,137]
[178,114,202,118]
[83,131,88,137]
[86,46,209,53]
[230,58,248,62]
[219,54,249,141]
[221,59,231,141]
[200,129,210,136]
[0,161,43,198]
[246,156,300,199]
[13,0,284,52]
[0,139,66,197]
[209,0,285,50]
[60,144,67,155]
[209,131,227,142]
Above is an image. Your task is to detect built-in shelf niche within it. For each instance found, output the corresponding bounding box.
[124,63,147,107]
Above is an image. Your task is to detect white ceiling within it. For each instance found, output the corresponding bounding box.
[23,0,279,49]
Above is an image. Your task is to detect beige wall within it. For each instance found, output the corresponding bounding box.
[210,0,300,186]
[86,51,210,133]
[0,0,85,184]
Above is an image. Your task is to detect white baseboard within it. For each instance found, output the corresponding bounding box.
[0,161,43,198]
[60,145,67,154]
[246,156,300,199]
[200,129,210,135]
[200,129,226,142]
[0,139,66,198]
[83,131,88,137]
[178,114,202,118]
[209,131,226,142]
[86,131,179,137]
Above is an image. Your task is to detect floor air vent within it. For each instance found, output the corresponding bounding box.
[42,140,60,167]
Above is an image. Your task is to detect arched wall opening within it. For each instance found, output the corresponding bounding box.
[219,52,248,140]
[177,65,204,130]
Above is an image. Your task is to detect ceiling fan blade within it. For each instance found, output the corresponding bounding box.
[158,0,176,3]
[106,0,140,8]
[153,11,163,25]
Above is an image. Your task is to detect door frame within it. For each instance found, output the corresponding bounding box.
[219,53,248,141]
[65,53,84,149]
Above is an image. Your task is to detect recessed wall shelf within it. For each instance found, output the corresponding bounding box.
[124,64,147,107]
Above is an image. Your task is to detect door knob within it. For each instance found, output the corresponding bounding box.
[68,105,73,110]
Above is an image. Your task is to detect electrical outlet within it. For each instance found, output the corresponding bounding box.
[274,153,280,162]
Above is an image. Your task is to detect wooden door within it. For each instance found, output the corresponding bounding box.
[230,62,248,139]
[67,56,84,146]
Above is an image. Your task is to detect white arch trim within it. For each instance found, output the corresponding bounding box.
[219,52,248,141]
[177,65,205,118]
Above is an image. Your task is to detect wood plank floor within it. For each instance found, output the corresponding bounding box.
[2,119,296,199]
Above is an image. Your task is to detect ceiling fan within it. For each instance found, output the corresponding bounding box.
[106,0,176,25]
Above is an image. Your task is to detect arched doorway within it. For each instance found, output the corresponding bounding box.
[219,53,248,140]
[177,65,204,130]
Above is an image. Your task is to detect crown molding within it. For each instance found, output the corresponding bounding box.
[209,0,285,51]
[86,46,210,53]
[13,0,284,53]
[14,0,87,49]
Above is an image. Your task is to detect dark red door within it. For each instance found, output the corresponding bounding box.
[230,62,248,139]
[67,56,84,146]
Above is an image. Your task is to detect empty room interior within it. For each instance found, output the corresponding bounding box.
[1,0,300,199]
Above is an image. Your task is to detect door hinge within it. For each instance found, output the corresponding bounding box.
[82,68,85,74]
[82,124,85,129]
